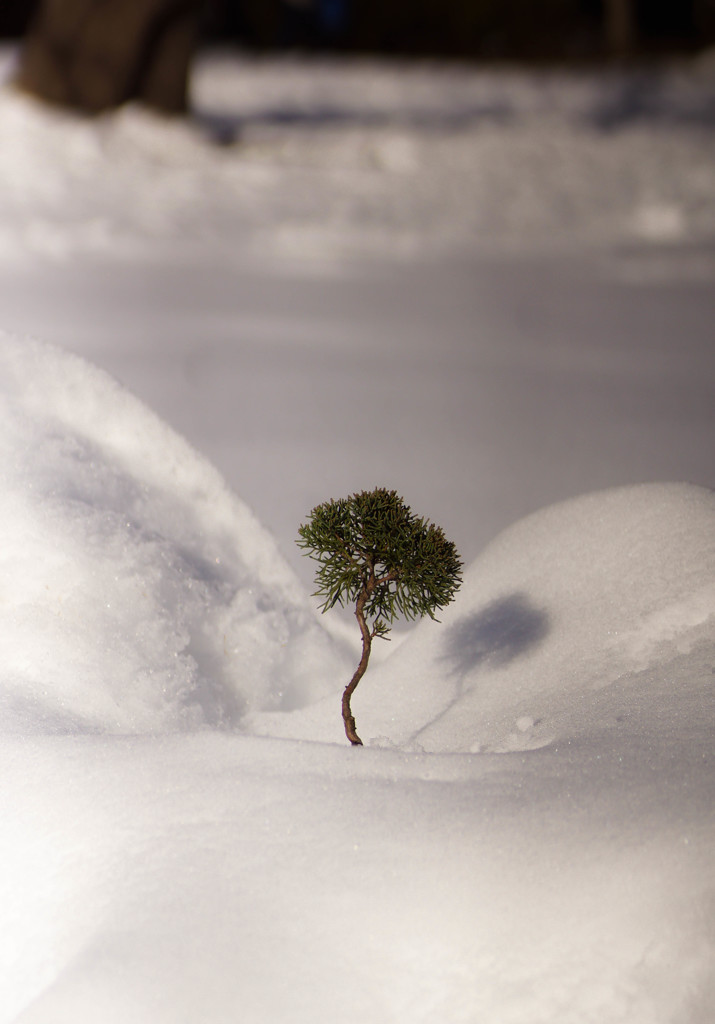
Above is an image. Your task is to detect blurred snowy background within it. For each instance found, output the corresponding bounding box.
[1,44,714,594]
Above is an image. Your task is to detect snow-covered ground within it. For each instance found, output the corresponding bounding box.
[0,44,714,1023]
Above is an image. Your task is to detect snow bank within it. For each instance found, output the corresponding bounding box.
[1,47,714,263]
[253,482,715,752]
[0,331,350,734]
[0,331,713,1023]
[3,324,710,750]
[2,727,711,1024]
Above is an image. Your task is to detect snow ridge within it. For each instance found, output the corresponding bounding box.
[0,331,351,734]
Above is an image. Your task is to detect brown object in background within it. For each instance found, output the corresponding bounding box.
[604,0,636,56]
[16,0,202,114]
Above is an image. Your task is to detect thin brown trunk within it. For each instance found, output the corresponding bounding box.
[342,587,372,746]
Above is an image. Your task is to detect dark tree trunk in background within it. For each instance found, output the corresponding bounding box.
[695,0,715,40]
[17,0,202,114]
[604,0,636,56]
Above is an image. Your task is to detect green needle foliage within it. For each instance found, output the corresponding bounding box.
[297,488,462,746]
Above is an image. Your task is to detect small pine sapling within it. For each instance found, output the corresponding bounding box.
[297,488,462,746]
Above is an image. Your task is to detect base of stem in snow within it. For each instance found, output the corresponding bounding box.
[343,709,363,746]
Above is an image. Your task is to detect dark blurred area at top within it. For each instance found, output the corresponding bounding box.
[2,0,714,61]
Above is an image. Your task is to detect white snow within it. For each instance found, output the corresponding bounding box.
[251,482,715,754]
[1,47,715,263]
[0,332,351,735]
[0,42,714,1024]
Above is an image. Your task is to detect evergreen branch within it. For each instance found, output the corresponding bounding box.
[297,488,462,746]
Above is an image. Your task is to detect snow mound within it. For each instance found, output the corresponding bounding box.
[254,483,715,751]
[0,331,350,734]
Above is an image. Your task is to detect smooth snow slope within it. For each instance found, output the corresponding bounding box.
[2,729,712,1024]
[251,482,715,751]
[354,482,715,753]
[0,331,351,734]
[0,335,713,1023]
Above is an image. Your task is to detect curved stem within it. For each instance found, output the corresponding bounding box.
[342,587,372,746]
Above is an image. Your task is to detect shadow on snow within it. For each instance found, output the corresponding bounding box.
[443,593,550,677]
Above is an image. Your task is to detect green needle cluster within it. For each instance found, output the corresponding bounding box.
[298,488,462,745]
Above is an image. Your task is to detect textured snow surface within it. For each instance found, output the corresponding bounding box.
[0,332,350,734]
[253,482,715,753]
[0,44,714,1024]
[0,335,713,1023]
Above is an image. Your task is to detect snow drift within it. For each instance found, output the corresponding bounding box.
[252,482,715,754]
[0,330,350,735]
[359,481,715,752]
[0,331,713,1023]
[2,327,712,757]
